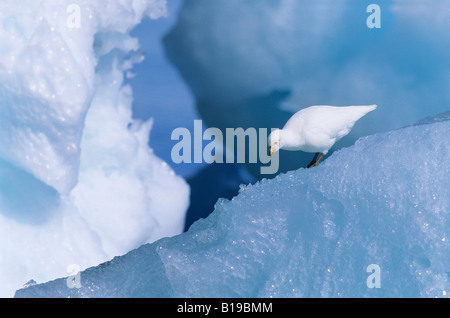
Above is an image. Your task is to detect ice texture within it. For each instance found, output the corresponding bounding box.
[164,0,450,174]
[0,0,189,297]
[16,114,450,298]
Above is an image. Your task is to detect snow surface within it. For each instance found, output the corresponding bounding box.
[0,0,189,297]
[164,0,450,173]
[16,113,450,298]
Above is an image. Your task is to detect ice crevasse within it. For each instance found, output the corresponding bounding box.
[0,0,189,297]
[16,113,450,298]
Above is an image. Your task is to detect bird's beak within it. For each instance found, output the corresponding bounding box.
[270,147,277,156]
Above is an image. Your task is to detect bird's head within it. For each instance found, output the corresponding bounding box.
[268,129,281,156]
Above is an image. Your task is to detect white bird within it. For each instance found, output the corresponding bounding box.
[268,105,377,168]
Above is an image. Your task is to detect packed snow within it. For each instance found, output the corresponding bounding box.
[0,0,189,297]
[16,113,450,298]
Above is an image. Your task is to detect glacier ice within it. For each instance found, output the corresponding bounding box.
[164,0,450,174]
[16,114,450,298]
[0,0,189,297]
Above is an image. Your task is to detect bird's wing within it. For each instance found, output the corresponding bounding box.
[300,106,375,139]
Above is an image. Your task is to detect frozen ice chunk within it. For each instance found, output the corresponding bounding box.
[0,0,168,194]
[16,114,450,298]
[0,5,91,194]
[0,0,189,297]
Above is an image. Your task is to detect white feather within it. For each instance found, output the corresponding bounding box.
[269,105,377,154]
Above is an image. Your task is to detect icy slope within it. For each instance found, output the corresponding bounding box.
[16,115,450,297]
[0,0,189,297]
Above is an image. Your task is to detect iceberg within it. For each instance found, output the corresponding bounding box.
[0,0,189,297]
[164,0,450,174]
[16,114,450,298]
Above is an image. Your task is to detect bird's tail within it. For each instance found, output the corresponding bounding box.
[352,104,377,118]
[342,104,377,129]
[366,104,377,112]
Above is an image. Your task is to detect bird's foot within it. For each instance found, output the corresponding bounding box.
[307,153,325,169]
[307,152,320,168]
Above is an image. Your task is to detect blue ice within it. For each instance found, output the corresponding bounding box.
[16,113,450,298]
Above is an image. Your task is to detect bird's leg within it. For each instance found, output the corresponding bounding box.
[313,153,325,167]
[307,152,320,169]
